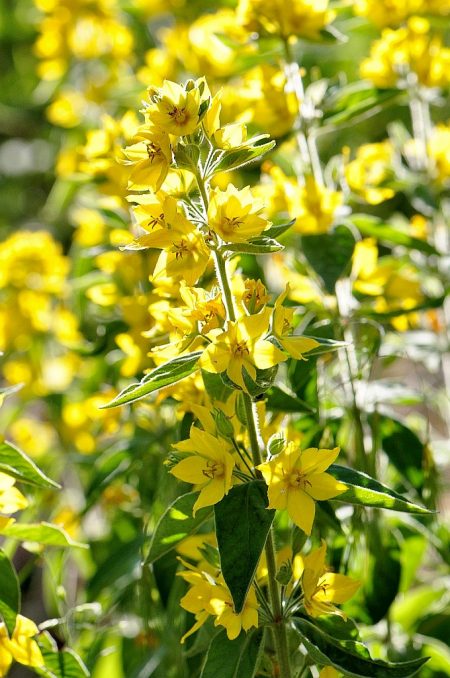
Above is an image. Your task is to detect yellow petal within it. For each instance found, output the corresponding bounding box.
[279,336,319,360]
[307,472,347,501]
[200,342,229,374]
[193,479,227,515]
[171,456,208,484]
[240,306,272,340]
[300,447,341,474]
[317,573,361,604]
[252,339,287,369]
[287,489,316,535]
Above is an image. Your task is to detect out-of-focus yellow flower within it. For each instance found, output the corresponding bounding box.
[294,541,360,618]
[62,393,123,454]
[354,0,449,27]
[319,668,340,678]
[171,428,235,515]
[428,123,450,187]
[200,308,286,392]
[0,615,44,676]
[360,17,450,89]
[9,418,56,459]
[46,90,87,128]
[208,184,269,243]
[236,0,335,39]
[345,141,395,204]
[294,176,343,234]
[257,444,346,534]
[0,231,68,295]
[0,473,28,515]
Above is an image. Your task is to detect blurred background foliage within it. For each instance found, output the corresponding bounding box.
[0,0,449,676]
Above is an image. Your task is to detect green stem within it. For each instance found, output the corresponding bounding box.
[214,251,292,678]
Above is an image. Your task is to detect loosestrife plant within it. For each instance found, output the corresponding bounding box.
[101,77,432,678]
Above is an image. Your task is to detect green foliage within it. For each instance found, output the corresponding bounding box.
[0,440,60,489]
[215,481,274,613]
[200,628,264,678]
[0,548,20,635]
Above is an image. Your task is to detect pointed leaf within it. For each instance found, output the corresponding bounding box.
[301,225,355,293]
[351,215,437,255]
[0,440,60,489]
[329,465,432,514]
[263,218,296,240]
[294,617,428,677]
[0,549,20,635]
[101,351,203,408]
[145,492,212,565]
[211,141,276,174]
[215,481,274,613]
[0,522,87,548]
[200,628,263,678]
[37,636,89,678]
[223,237,284,255]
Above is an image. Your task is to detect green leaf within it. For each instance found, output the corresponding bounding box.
[0,549,20,635]
[301,225,355,293]
[364,536,401,624]
[214,481,274,614]
[37,636,90,678]
[294,616,428,677]
[0,522,87,548]
[266,385,314,413]
[200,628,264,678]
[242,365,278,397]
[222,237,284,255]
[350,215,437,255]
[211,140,276,174]
[329,465,432,514]
[201,370,234,403]
[323,84,400,126]
[101,351,203,408]
[263,218,296,239]
[0,440,60,489]
[377,416,425,494]
[145,492,212,565]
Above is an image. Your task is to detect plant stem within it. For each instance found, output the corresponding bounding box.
[195,168,292,678]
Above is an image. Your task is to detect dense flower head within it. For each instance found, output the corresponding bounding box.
[354,0,450,27]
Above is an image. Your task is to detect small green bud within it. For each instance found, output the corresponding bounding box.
[267,433,286,456]
[213,408,234,439]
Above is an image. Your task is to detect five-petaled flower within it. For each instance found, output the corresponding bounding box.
[146,80,202,136]
[200,307,286,392]
[171,427,235,514]
[257,443,347,534]
[208,184,269,243]
[295,540,360,618]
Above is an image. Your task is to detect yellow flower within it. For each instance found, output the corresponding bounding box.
[319,667,341,678]
[0,473,28,515]
[171,428,235,515]
[360,17,450,89]
[200,308,286,392]
[295,541,360,618]
[428,123,450,187]
[294,176,343,235]
[0,615,44,676]
[149,220,211,288]
[345,141,395,205]
[272,287,320,359]
[146,80,202,137]
[179,283,226,334]
[207,184,270,243]
[236,0,335,39]
[123,128,172,191]
[257,444,347,534]
[209,584,259,640]
[354,0,448,28]
[177,561,258,642]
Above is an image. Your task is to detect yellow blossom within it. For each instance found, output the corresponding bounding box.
[146,80,202,137]
[294,176,343,234]
[123,128,172,191]
[0,615,44,676]
[360,17,450,89]
[272,287,320,359]
[209,584,259,640]
[171,428,235,515]
[0,473,28,515]
[354,0,448,28]
[295,541,360,617]
[319,667,341,678]
[236,0,335,39]
[345,141,395,204]
[208,184,270,243]
[200,308,286,392]
[257,444,347,534]
[428,123,450,187]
